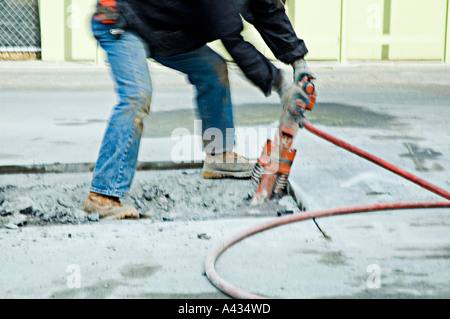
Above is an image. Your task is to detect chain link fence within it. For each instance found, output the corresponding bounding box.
[0,0,41,60]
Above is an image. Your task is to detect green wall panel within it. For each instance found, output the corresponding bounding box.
[446,0,450,62]
[388,0,447,60]
[341,0,386,61]
[39,0,97,62]
[287,0,342,61]
[341,0,447,61]
[38,0,450,63]
[39,0,65,61]
[66,0,97,61]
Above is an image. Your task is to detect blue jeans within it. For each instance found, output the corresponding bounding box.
[90,19,235,198]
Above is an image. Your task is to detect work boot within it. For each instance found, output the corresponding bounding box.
[83,192,139,220]
[202,150,256,179]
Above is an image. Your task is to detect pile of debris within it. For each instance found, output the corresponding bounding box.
[0,169,299,229]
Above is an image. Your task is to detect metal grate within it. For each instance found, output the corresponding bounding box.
[0,0,41,54]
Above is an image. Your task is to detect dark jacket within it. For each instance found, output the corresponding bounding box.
[240,0,308,64]
[116,0,307,95]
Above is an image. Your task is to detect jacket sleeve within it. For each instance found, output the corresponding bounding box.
[242,0,308,64]
[202,0,281,96]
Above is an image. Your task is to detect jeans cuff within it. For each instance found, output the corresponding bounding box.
[90,186,124,198]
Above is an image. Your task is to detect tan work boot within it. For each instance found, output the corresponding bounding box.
[202,150,256,179]
[83,192,139,220]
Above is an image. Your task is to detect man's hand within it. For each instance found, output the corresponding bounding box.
[274,71,310,123]
[292,57,315,85]
[292,58,317,111]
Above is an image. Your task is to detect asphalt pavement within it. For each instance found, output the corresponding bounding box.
[0,59,450,300]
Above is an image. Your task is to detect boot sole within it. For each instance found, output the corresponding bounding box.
[105,211,139,220]
[202,170,252,179]
[83,206,139,220]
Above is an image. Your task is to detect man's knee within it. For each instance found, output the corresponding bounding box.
[120,89,151,120]
[135,90,152,119]
[193,56,229,92]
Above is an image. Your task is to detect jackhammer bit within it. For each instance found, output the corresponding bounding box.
[250,74,316,206]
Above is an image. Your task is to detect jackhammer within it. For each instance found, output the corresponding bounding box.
[251,73,316,205]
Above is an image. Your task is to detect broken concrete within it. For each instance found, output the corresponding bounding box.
[0,169,299,229]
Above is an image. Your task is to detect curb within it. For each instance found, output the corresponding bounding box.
[0,161,203,175]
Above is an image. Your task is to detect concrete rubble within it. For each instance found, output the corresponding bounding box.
[0,170,298,228]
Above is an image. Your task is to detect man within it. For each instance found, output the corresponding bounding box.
[83,0,313,219]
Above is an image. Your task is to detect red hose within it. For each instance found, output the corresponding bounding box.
[205,201,450,299]
[204,122,450,299]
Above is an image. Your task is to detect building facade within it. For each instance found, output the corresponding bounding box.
[2,0,448,63]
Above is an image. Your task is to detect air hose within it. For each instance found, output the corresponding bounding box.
[204,121,450,299]
[303,122,450,201]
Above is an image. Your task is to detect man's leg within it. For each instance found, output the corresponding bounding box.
[84,19,152,219]
[153,45,255,178]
